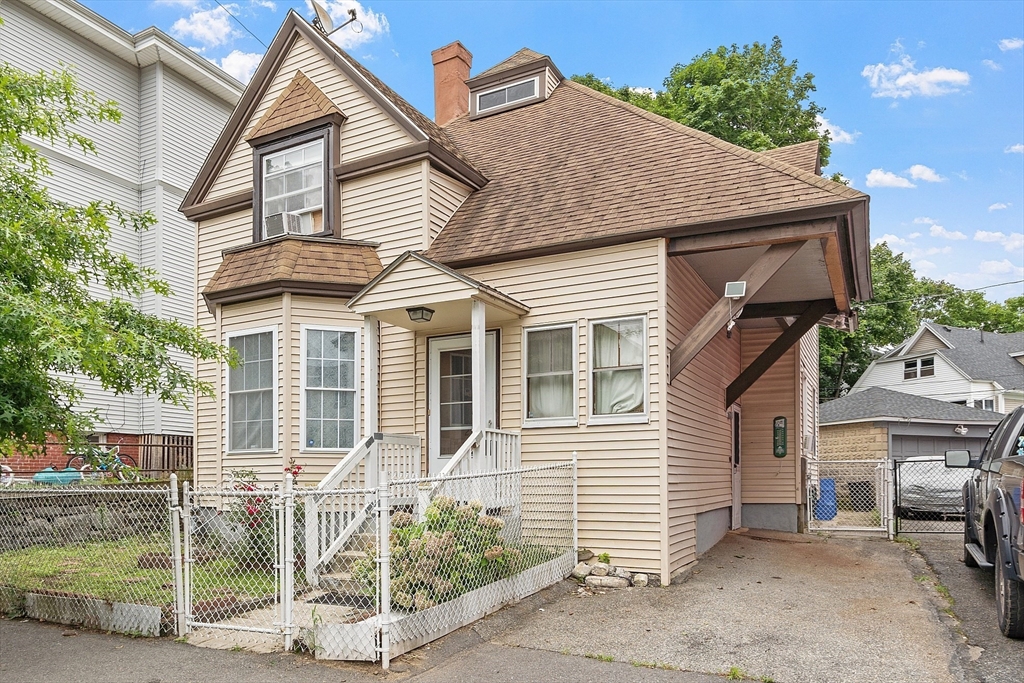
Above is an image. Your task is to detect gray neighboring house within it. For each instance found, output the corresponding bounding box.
[851,321,1024,414]
[819,386,1005,463]
[0,0,242,460]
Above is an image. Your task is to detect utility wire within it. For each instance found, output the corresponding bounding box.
[215,0,268,49]
[859,279,1024,308]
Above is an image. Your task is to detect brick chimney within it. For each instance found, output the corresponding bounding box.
[431,41,472,126]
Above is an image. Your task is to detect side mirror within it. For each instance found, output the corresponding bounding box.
[944,449,972,468]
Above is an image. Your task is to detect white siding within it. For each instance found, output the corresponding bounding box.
[854,355,973,404]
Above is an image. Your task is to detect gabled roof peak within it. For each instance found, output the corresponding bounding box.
[472,48,547,80]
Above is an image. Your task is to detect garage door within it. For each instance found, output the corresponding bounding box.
[891,434,989,460]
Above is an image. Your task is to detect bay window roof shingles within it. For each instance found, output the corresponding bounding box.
[424,80,865,266]
[204,237,382,305]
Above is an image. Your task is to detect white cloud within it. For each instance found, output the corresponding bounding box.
[154,0,202,7]
[974,230,1024,253]
[979,259,1023,275]
[311,0,390,50]
[629,87,656,98]
[252,0,277,9]
[944,260,1024,289]
[908,232,921,239]
[906,164,945,182]
[816,115,860,144]
[912,217,935,225]
[861,45,970,98]
[914,259,937,272]
[1006,143,1024,154]
[998,38,1024,51]
[929,224,967,240]
[872,233,911,248]
[982,59,1002,71]
[866,168,915,188]
[219,50,263,82]
[171,6,238,48]
[988,202,1010,211]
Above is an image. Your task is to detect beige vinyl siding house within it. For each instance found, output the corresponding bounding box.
[182,12,872,584]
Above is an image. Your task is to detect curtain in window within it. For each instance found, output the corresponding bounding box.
[593,319,644,415]
[527,327,573,419]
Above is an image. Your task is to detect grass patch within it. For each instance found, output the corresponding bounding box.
[726,666,747,680]
[631,660,678,670]
[585,653,614,662]
[0,534,276,606]
[894,536,920,551]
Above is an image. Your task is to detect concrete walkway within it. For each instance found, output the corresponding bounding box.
[496,531,963,683]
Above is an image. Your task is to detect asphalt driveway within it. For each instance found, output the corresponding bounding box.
[909,532,1024,683]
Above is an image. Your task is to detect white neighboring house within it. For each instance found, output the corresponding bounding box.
[851,321,1024,414]
[0,0,242,453]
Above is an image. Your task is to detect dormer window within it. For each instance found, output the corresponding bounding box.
[262,138,324,237]
[476,76,538,114]
[903,356,934,380]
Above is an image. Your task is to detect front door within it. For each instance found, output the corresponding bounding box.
[731,407,742,529]
[428,333,497,474]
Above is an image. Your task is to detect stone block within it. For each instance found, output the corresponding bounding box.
[585,575,629,589]
[590,562,610,576]
[571,562,592,579]
[632,573,649,587]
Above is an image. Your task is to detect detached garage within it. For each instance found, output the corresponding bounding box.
[819,387,1003,463]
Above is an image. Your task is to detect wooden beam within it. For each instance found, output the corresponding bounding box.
[725,299,836,407]
[669,241,806,381]
[820,234,850,312]
[668,219,835,256]
[739,299,835,319]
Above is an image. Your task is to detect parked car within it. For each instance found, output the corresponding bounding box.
[945,405,1024,639]
[896,455,973,519]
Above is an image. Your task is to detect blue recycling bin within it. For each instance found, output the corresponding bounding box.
[32,467,83,485]
[814,478,837,521]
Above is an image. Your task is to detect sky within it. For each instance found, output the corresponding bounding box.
[79,0,1024,303]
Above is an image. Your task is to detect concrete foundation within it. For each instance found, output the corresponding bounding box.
[742,503,799,533]
[696,507,731,555]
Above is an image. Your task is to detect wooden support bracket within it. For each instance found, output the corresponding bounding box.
[725,298,836,407]
[668,241,805,381]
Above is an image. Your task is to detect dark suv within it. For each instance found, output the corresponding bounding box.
[945,405,1024,639]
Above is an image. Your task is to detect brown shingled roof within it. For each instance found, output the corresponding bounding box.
[426,80,866,266]
[471,48,547,80]
[761,140,821,175]
[247,71,343,142]
[204,236,382,305]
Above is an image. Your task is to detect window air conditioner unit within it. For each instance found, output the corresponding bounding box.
[264,211,303,237]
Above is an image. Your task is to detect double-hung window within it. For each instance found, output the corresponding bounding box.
[302,327,358,451]
[228,329,276,452]
[523,324,576,426]
[262,138,324,237]
[590,316,647,423]
[903,357,935,380]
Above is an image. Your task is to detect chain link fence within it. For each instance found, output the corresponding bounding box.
[0,482,180,636]
[894,457,973,534]
[808,459,889,533]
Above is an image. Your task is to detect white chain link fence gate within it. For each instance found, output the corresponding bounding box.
[807,459,891,536]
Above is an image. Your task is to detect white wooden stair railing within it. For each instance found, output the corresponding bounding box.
[432,429,521,509]
[304,433,420,585]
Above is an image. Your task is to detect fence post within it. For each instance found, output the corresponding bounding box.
[378,472,391,670]
[282,474,295,652]
[181,480,192,635]
[571,451,579,555]
[888,460,897,539]
[169,474,186,636]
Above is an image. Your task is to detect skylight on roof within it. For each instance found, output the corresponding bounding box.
[477,76,537,113]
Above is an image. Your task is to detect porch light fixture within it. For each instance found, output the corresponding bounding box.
[724,281,747,299]
[406,306,434,323]
[954,425,968,436]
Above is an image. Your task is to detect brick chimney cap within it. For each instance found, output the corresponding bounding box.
[432,41,473,65]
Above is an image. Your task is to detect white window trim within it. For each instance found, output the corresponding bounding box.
[521,322,578,429]
[299,324,361,454]
[225,325,278,455]
[903,356,935,381]
[476,75,540,113]
[587,315,649,426]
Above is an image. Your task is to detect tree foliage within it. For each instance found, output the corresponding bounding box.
[0,59,230,457]
[572,36,831,166]
[819,243,1024,398]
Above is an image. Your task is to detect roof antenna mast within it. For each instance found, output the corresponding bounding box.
[311,1,361,37]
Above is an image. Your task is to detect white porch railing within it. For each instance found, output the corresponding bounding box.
[305,433,421,585]
[432,429,521,511]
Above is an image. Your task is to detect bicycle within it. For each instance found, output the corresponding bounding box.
[66,445,141,482]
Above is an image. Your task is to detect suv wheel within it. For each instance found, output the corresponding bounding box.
[995,542,1024,638]
[963,526,978,568]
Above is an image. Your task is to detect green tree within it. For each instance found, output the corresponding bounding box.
[0,59,230,457]
[572,36,831,166]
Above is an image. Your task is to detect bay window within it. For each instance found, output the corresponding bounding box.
[302,327,359,451]
[228,329,276,452]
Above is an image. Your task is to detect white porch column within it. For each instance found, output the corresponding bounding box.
[364,315,379,436]
[471,299,486,433]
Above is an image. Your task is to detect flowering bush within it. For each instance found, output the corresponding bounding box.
[352,495,551,611]
[227,464,305,571]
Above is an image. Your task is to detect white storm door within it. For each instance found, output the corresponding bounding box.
[731,408,742,529]
[428,332,497,474]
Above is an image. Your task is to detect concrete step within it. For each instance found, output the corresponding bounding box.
[319,571,366,595]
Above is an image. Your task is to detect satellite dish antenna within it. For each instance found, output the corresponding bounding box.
[311,1,359,37]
